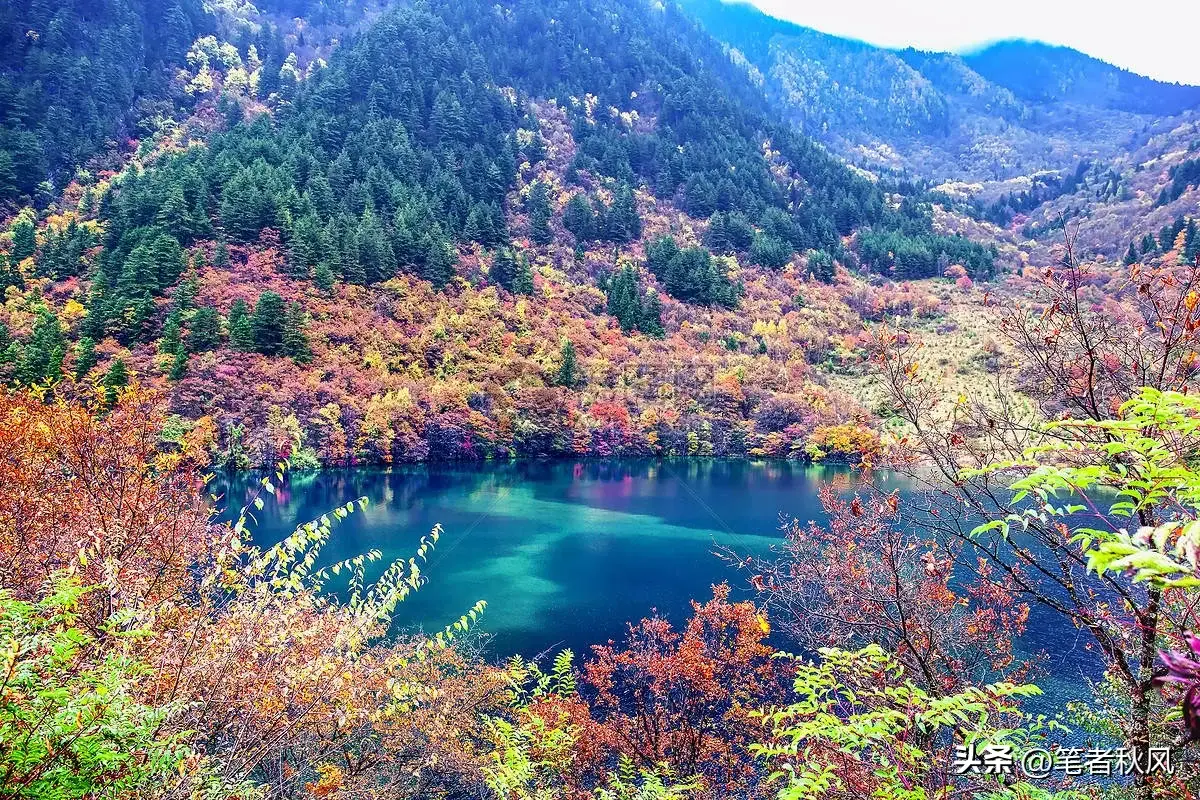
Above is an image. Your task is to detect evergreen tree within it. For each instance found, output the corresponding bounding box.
[606,264,642,332]
[0,254,21,292]
[1124,241,1139,265]
[807,249,836,283]
[73,338,98,380]
[357,209,396,283]
[527,180,553,245]
[705,213,731,254]
[187,306,223,353]
[640,290,665,338]
[102,358,129,406]
[228,299,256,352]
[313,261,336,293]
[289,213,324,279]
[250,291,287,356]
[282,302,313,364]
[10,213,36,264]
[512,252,535,296]
[683,175,717,218]
[156,184,203,244]
[556,339,579,388]
[491,248,517,292]
[169,341,189,381]
[423,237,457,288]
[750,233,793,270]
[1184,218,1199,264]
[214,239,231,270]
[605,185,642,243]
[159,309,183,355]
[15,309,65,386]
[563,193,595,242]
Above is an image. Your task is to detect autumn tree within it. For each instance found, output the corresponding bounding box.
[873,243,1200,799]
[583,585,789,796]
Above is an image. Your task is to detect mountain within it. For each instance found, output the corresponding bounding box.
[0,0,211,206]
[681,0,1200,182]
[962,40,1200,116]
[0,0,996,469]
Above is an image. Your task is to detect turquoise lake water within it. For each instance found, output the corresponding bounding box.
[211,459,1097,709]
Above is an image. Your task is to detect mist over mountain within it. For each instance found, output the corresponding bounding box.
[682,0,1200,182]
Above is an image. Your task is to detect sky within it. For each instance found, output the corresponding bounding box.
[745,0,1200,85]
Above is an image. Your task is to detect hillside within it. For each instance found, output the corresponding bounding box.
[0,0,997,469]
[681,0,1200,182]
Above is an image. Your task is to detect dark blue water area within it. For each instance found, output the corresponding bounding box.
[210,459,1101,716]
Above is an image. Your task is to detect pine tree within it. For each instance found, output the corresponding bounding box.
[606,265,642,332]
[556,339,579,388]
[706,213,731,254]
[73,337,98,380]
[228,299,256,352]
[491,248,518,292]
[102,358,129,406]
[159,308,183,354]
[10,213,36,264]
[606,185,641,243]
[1124,241,1139,265]
[157,184,198,244]
[16,309,65,386]
[640,290,665,338]
[313,261,336,293]
[250,291,287,355]
[187,306,223,353]
[527,180,553,245]
[423,236,457,288]
[563,193,595,242]
[289,213,324,279]
[1184,218,1199,264]
[282,302,313,364]
[513,252,535,296]
[357,209,396,283]
[214,239,231,269]
[169,341,189,381]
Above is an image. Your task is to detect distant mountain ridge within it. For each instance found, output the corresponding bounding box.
[961,40,1200,116]
[680,0,1200,181]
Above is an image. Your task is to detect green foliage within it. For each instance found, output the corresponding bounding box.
[752,645,1061,800]
[645,235,739,307]
[749,232,793,270]
[0,576,191,798]
[101,358,129,405]
[13,308,65,386]
[969,388,1200,589]
[606,264,663,336]
[71,338,97,380]
[527,180,554,245]
[186,306,223,353]
[250,291,287,356]
[281,302,313,364]
[556,339,579,388]
[0,0,208,204]
[228,299,255,352]
[492,248,535,295]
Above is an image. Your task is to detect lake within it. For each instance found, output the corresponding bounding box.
[212,459,1097,709]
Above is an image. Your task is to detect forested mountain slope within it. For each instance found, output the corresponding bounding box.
[682,0,1200,182]
[0,0,997,468]
[0,0,211,206]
